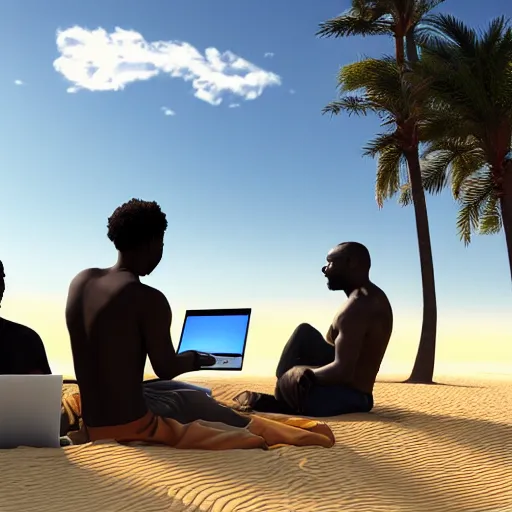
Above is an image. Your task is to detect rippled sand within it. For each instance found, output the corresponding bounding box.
[1,376,511,512]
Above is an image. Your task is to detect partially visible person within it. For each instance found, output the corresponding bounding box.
[235,242,393,417]
[65,199,334,450]
[0,259,52,375]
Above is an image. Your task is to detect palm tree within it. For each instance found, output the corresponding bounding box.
[324,58,437,383]
[319,1,443,383]
[401,15,512,280]
[317,0,445,65]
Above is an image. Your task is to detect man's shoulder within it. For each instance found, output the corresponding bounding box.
[339,285,388,322]
[352,284,390,308]
[138,284,169,304]
[345,288,373,310]
[2,319,41,341]
[69,268,104,288]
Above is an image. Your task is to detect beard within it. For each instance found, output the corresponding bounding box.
[326,277,343,290]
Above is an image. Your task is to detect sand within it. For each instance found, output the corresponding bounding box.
[1,376,511,512]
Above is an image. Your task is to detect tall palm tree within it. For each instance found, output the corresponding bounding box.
[324,58,437,383]
[319,1,444,383]
[401,15,512,280]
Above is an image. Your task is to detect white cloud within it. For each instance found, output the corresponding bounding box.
[161,106,176,116]
[53,26,281,106]
[264,52,274,58]
[229,103,240,108]
[14,79,24,86]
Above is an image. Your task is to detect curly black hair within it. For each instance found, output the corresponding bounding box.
[107,199,168,251]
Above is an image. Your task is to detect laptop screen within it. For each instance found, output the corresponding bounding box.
[177,309,251,370]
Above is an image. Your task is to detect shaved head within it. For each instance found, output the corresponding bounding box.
[329,242,371,271]
[323,242,371,292]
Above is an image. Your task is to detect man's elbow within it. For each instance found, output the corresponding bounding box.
[151,357,180,381]
[152,365,177,381]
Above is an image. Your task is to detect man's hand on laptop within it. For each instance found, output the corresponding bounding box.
[196,352,216,367]
[178,350,216,371]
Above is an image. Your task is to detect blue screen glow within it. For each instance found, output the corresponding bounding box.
[178,314,250,355]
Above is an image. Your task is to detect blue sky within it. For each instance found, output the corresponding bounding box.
[1,0,511,322]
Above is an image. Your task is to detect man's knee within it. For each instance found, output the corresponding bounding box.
[294,323,315,336]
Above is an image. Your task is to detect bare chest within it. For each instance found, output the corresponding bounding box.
[326,304,351,344]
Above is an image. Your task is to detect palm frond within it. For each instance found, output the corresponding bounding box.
[479,194,503,235]
[317,0,395,39]
[374,142,406,208]
[363,132,398,157]
[419,155,450,194]
[421,13,478,57]
[418,14,512,129]
[398,183,413,206]
[322,96,376,117]
[421,137,486,198]
[419,104,471,142]
[456,170,495,244]
[450,149,486,198]
[481,16,510,55]
[338,56,400,93]
[317,14,390,38]
[414,0,446,21]
[398,148,449,206]
[337,57,416,118]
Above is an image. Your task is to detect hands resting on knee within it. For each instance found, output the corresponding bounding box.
[276,366,316,412]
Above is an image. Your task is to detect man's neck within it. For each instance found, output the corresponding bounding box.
[343,279,371,297]
[112,253,141,277]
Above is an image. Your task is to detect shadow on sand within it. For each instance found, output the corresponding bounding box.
[376,380,485,389]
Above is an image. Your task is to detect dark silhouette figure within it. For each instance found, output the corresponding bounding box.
[65,199,250,436]
[0,259,52,375]
[235,242,393,416]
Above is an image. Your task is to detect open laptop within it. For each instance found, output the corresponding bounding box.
[0,375,63,449]
[176,308,251,371]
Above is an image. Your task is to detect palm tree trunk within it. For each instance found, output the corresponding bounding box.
[402,27,437,383]
[500,166,512,282]
[404,147,438,383]
[394,34,405,66]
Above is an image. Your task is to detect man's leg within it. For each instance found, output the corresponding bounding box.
[233,324,335,414]
[144,387,250,428]
[301,385,374,417]
[144,379,212,395]
[276,323,335,378]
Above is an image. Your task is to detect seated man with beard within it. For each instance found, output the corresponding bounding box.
[235,242,393,417]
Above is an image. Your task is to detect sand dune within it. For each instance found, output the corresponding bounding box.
[1,377,511,512]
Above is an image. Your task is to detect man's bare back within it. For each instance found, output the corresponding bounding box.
[326,283,393,394]
[66,268,150,427]
[67,199,254,443]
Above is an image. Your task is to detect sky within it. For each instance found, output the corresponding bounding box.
[0,0,511,379]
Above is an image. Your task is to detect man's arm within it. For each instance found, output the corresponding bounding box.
[141,287,196,380]
[312,301,369,386]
